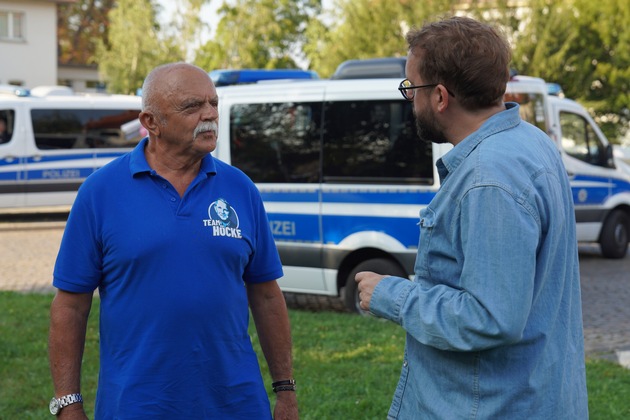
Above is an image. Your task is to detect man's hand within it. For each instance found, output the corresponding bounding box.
[273,390,298,419]
[57,403,88,420]
[355,271,387,311]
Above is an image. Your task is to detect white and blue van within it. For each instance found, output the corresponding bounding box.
[2,75,628,312]
[212,75,630,312]
[0,86,142,212]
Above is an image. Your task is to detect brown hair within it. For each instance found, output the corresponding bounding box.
[406,16,511,110]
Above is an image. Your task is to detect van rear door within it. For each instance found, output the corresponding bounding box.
[0,106,26,208]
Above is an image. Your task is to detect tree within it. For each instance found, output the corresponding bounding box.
[512,0,630,141]
[304,0,461,78]
[95,0,166,94]
[159,0,211,62]
[194,0,321,71]
[57,0,116,65]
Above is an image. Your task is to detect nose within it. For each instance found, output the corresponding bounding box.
[201,102,219,121]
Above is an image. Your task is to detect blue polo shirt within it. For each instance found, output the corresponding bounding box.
[53,138,283,419]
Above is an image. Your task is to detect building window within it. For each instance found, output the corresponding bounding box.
[0,11,25,41]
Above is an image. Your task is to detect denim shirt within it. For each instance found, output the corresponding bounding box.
[371,104,588,419]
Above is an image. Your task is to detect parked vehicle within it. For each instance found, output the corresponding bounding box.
[214,78,445,312]
[2,68,628,313]
[504,75,630,259]
[0,86,142,212]
[212,73,630,312]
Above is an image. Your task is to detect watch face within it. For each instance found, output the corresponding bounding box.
[49,397,59,415]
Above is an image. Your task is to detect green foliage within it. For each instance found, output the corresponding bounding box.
[303,0,462,78]
[58,0,629,141]
[1,292,630,418]
[512,0,630,141]
[160,0,211,62]
[194,0,320,71]
[94,0,171,95]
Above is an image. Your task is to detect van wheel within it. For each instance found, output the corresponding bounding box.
[343,258,407,315]
[599,210,629,259]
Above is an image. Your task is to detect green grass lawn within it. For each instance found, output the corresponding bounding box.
[1,292,629,419]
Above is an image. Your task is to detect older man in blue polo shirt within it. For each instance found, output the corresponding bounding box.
[48,63,297,419]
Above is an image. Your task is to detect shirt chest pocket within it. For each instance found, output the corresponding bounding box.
[415,207,436,279]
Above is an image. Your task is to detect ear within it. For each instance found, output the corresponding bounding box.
[435,84,451,113]
[139,111,160,137]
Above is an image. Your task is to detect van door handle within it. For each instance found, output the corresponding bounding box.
[3,155,17,163]
[31,154,43,162]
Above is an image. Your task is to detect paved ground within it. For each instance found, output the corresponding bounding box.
[1,217,629,368]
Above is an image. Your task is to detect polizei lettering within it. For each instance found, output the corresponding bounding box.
[203,219,242,238]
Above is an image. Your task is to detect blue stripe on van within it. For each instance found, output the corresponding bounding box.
[571,174,613,206]
[25,167,94,180]
[260,191,319,203]
[611,176,630,195]
[323,190,435,204]
[261,189,436,205]
[322,214,419,247]
[266,211,420,247]
[268,213,320,242]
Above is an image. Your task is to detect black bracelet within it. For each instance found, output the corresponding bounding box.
[272,379,296,393]
[273,384,297,393]
[272,379,295,388]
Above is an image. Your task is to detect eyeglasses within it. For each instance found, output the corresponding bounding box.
[398,79,455,101]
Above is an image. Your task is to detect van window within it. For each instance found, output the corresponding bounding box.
[0,109,15,144]
[560,112,608,167]
[504,92,547,132]
[31,109,142,150]
[230,102,322,183]
[323,100,432,184]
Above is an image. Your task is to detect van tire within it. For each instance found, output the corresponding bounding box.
[343,258,407,315]
[599,210,629,259]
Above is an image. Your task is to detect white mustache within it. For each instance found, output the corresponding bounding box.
[193,121,218,139]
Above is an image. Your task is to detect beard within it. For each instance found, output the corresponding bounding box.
[414,106,448,145]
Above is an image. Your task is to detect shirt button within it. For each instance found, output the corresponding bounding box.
[403,360,408,367]
[170,197,176,202]
[162,184,167,188]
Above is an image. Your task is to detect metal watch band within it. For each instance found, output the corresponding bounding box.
[58,393,83,407]
[49,393,83,415]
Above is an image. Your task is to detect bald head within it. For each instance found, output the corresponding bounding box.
[141,62,212,116]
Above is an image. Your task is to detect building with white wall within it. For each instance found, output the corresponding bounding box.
[0,0,80,89]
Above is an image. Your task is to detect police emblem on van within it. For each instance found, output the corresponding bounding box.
[203,198,242,238]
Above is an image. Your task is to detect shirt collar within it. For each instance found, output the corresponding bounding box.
[129,137,218,177]
[437,102,521,182]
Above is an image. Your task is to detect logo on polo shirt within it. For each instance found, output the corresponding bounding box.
[203,198,242,238]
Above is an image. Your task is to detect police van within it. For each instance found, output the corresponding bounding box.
[213,74,630,312]
[509,76,630,259]
[214,78,450,312]
[2,74,628,312]
[0,85,142,212]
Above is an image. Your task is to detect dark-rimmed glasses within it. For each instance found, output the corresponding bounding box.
[398,79,455,101]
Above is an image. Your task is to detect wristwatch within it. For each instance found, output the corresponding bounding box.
[49,393,83,415]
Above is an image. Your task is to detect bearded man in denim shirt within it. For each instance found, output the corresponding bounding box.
[355,17,588,419]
